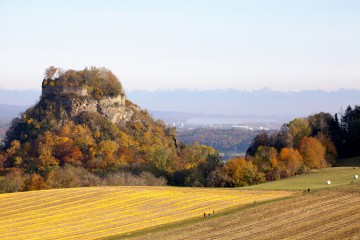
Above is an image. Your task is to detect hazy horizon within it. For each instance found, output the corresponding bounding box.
[0,88,358,120]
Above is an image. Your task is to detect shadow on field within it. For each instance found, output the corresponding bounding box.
[335,157,360,167]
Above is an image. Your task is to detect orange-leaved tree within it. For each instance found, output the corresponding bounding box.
[225,157,247,187]
[278,147,304,176]
[299,137,326,169]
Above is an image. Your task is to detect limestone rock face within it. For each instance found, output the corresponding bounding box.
[42,85,140,125]
[59,96,139,124]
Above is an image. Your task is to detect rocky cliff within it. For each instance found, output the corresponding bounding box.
[42,89,139,125]
[37,68,140,125]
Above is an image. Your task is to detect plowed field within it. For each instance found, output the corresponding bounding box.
[124,189,360,240]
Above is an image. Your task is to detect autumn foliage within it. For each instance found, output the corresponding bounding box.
[233,111,346,187]
[0,66,358,191]
[225,107,360,187]
[0,67,221,192]
[299,137,326,169]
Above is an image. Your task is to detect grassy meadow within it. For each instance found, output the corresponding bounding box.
[0,186,293,239]
[242,167,360,191]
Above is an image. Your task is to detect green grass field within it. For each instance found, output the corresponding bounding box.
[242,167,360,191]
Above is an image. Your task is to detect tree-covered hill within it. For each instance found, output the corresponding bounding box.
[0,67,220,192]
[1,66,359,192]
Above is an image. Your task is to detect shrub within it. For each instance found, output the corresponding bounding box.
[46,165,103,188]
[0,169,25,193]
[104,171,166,186]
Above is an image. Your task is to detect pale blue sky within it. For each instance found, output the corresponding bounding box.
[0,0,359,91]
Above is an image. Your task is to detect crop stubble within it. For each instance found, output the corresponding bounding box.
[0,186,293,239]
[127,190,360,240]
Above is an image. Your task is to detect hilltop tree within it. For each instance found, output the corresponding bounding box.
[44,66,58,80]
[287,118,311,149]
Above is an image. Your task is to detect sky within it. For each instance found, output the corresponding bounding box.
[0,0,360,92]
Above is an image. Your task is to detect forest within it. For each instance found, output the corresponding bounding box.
[177,128,262,156]
[0,67,359,192]
[226,107,360,187]
[0,67,218,192]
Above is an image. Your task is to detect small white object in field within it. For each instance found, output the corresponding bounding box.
[326,180,331,185]
[355,175,358,179]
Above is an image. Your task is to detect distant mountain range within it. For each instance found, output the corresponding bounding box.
[0,88,359,124]
[0,104,28,122]
[0,88,40,106]
[0,88,39,123]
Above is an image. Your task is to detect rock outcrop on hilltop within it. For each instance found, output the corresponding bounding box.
[39,67,141,125]
[0,67,218,192]
[41,84,139,125]
[3,66,155,156]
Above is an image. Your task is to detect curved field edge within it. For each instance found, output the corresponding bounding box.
[0,186,294,240]
[101,194,297,240]
[117,185,360,240]
[242,167,360,190]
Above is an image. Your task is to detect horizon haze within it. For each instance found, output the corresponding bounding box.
[0,88,358,127]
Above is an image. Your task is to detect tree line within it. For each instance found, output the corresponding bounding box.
[2,106,359,191]
[223,106,360,187]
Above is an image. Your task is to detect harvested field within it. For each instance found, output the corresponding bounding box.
[123,188,360,240]
[0,186,293,239]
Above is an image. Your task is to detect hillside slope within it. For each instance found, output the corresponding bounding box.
[0,186,293,239]
[122,186,360,240]
[0,67,220,191]
[242,167,360,190]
